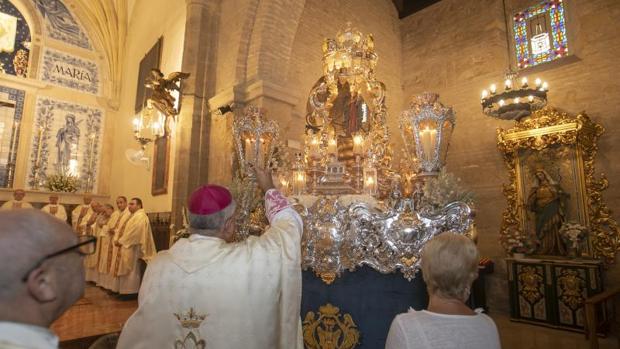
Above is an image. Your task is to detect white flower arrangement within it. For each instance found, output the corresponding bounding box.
[503,231,535,255]
[559,222,587,250]
[45,174,80,192]
[421,169,475,212]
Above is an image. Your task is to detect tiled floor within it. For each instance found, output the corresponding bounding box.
[51,286,618,348]
[51,285,137,343]
[491,313,619,349]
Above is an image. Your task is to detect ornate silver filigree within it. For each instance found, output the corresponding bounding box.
[399,93,455,177]
[298,195,473,283]
[232,105,280,240]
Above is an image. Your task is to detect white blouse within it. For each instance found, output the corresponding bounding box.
[0,322,59,349]
[385,308,501,349]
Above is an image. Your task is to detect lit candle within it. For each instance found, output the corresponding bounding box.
[528,95,534,102]
[132,118,141,132]
[9,121,18,153]
[541,82,548,91]
[419,126,437,162]
[498,99,505,107]
[535,78,542,88]
[151,121,161,137]
[257,137,267,165]
[327,137,337,155]
[292,170,306,195]
[505,79,512,90]
[521,77,528,87]
[353,134,364,155]
[34,124,46,183]
[87,133,96,184]
[245,138,255,164]
[481,90,488,99]
[363,166,378,196]
[490,84,497,94]
[514,97,520,104]
[309,136,320,159]
[280,177,290,189]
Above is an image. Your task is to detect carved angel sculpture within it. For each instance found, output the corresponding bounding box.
[146,68,190,116]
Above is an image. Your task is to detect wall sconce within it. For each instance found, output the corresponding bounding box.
[131,69,189,148]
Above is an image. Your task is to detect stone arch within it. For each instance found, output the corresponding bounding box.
[9,0,43,37]
[233,0,260,85]
[237,0,306,85]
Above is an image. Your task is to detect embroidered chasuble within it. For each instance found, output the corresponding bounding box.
[110,209,156,294]
[117,189,304,349]
[71,205,94,234]
[0,200,33,210]
[85,214,110,283]
[97,209,130,291]
[41,204,68,222]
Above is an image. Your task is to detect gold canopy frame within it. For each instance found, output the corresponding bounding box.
[497,107,620,264]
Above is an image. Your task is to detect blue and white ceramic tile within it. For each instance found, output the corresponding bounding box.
[27,97,105,192]
[0,85,26,187]
[0,85,26,120]
[40,48,99,95]
[32,0,92,50]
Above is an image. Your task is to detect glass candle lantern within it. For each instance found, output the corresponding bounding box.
[292,169,306,196]
[363,165,378,196]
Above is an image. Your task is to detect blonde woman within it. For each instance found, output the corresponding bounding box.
[385,233,501,349]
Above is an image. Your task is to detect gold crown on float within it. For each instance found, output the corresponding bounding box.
[174,308,207,329]
[321,22,378,80]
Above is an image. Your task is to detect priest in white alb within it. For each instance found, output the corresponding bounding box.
[117,167,303,349]
[0,189,33,210]
[85,204,114,283]
[110,197,156,295]
[97,196,130,291]
[71,195,94,234]
[40,194,67,222]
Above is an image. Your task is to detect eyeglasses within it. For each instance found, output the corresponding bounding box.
[21,235,97,282]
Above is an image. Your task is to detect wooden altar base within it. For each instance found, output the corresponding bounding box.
[51,285,137,348]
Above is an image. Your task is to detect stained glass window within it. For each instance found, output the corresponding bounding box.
[513,0,568,69]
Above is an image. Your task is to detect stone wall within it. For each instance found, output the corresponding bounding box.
[207,0,404,184]
[401,0,620,313]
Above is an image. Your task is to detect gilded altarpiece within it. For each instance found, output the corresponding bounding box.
[499,108,617,332]
[497,107,620,262]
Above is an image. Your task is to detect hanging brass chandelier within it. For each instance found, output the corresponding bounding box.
[480,70,548,121]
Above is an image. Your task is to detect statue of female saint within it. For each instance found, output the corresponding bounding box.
[330,82,367,165]
[56,114,81,175]
[527,169,568,256]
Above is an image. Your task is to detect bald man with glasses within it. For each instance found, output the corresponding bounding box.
[0,210,96,349]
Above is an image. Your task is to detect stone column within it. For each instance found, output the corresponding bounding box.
[170,0,220,238]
